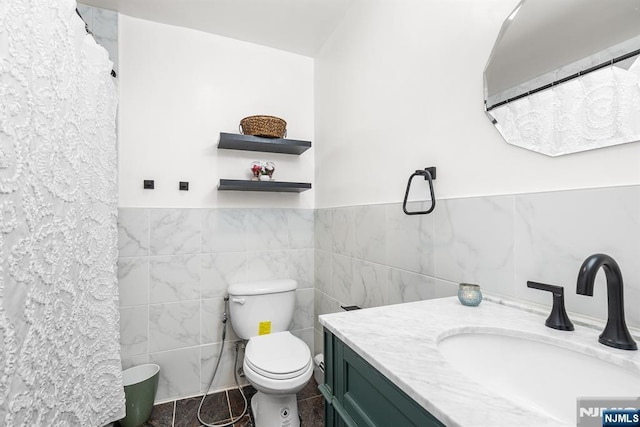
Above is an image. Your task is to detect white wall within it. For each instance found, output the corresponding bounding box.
[118,15,314,208]
[314,0,640,208]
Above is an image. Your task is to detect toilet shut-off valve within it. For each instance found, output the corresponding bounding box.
[527,281,574,331]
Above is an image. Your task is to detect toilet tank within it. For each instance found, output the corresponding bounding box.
[227,279,297,339]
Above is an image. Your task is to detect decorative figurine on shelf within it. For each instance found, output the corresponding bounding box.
[251,161,262,181]
[250,161,276,181]
[264,162,275,180]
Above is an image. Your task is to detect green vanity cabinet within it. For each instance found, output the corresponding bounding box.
[320,330,445,427]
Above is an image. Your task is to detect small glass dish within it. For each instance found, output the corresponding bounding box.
[458,283,482,306]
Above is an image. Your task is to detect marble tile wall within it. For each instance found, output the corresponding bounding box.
[76,4,118,73]
[313,185,640,354]
[117,208,315,402]
[116,186,639,400]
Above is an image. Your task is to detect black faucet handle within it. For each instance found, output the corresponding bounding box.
[527,281,575,331]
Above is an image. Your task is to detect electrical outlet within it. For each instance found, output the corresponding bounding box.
[179,181,189,191]
[143,180,154,189]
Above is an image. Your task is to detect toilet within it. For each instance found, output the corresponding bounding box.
[227,279,313,427]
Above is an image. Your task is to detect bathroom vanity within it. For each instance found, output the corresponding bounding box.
[320,330,443,426]
[319,297,640,427]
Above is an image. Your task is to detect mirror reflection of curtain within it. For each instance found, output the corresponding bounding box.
[485,0,640,156]
[489,56,640,156]
[0,0,123,425]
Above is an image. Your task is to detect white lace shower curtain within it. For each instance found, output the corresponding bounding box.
[0,0,124,425]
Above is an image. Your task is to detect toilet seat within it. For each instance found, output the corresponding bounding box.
[244,332,312,380]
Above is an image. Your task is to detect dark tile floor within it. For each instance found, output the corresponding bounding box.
[142,377,324,427]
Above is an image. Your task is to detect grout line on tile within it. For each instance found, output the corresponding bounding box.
[298,394,323,403]
[147,211,151,360]
[225,389,233,421]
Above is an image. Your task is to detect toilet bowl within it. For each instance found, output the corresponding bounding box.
[244,332,313,394]
[227,280,312,427]
[243,331,312,426]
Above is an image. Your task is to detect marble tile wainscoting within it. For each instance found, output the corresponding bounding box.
[313,185,640,354]
[117,208,315,402]
[116,186,640,403]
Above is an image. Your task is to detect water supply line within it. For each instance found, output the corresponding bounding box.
[197,296,249,427]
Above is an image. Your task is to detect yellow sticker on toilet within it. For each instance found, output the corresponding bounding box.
[258,321,271,335]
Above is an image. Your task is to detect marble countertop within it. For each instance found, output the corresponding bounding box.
[319,297,640,427]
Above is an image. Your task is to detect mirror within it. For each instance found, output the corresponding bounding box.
[484,0,640,156]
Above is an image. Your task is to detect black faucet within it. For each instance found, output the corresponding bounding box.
[527,281,574,331]
[576,254,637,351]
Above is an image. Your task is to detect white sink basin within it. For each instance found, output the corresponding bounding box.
[438,330,640,425]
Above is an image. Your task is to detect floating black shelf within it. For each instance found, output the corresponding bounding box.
[218,132,311,155]
[218,179,311,193]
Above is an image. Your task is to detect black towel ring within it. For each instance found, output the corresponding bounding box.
[402,167,436,215]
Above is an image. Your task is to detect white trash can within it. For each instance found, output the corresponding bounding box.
[313,354,324,385]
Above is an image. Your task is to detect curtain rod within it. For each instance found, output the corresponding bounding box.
[486,48,640,112]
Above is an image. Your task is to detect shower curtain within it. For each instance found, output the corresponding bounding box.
[0,0,124,425]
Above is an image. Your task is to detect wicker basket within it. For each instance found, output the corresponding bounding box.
[240,115,287,138]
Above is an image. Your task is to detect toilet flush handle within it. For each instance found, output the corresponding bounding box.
[231,297,246,305]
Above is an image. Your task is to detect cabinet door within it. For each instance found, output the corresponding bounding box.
[323,330,444,427]
[323,331,355,427]
[341,345,443,427]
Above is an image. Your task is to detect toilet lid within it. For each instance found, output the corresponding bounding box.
[245,332,311,380]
